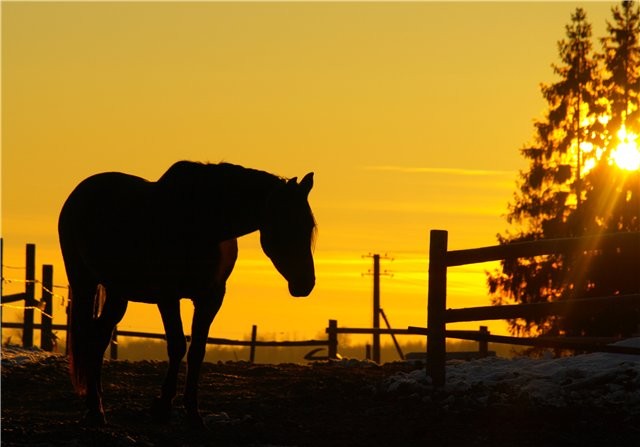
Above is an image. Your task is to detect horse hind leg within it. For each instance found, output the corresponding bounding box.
[84,288,128,425]
[151,299,186,423]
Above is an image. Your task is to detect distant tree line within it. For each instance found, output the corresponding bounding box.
[488,1,640,337]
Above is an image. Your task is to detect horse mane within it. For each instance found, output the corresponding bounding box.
[157,160,316,245]
[157,161,286,190]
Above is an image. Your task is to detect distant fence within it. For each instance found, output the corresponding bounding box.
[2,241,437,362]
[1,241,65,351]
[109,319,492,363]
[0,242,334,360]
[0,243,414,362]
[420,229,640,387]
[110,323,332,363]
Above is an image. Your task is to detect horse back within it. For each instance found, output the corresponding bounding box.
[59,171,222,301]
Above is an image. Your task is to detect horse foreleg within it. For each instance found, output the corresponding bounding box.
[184,293,222,428]
[152,299,186,422]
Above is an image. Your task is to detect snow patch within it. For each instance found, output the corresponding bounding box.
[385,338,640,408]
[1,345,62,367]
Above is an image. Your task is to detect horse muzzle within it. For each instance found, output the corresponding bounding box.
[288,279,315,298]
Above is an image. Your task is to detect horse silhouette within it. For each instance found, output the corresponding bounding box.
[58,161,316,426]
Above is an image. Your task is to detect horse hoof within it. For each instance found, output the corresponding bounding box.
[82,409,107,427]
[186,412,206,430]
[150,397,172,424]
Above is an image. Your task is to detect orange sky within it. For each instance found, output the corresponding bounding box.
[1,1,619,354]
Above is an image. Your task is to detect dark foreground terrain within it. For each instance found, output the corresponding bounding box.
[2,351,640,447]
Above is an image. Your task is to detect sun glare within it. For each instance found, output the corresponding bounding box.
[611,125,640,171]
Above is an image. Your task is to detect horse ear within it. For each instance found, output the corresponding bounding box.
[300,172,314,196]
[287,177,298,187]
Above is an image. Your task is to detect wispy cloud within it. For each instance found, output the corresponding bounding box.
[361,165,515,177]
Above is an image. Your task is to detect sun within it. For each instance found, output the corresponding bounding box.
[611,125,640,171]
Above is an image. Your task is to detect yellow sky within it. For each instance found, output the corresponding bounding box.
[1,1,618,351]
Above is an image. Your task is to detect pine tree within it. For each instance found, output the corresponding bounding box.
[563,0,640,337]
[490,3,640,338]
[488,8,605,336]
[600,0,640,142]
[585,0,640,236]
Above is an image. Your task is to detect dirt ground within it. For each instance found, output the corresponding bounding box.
[2,354,640,447]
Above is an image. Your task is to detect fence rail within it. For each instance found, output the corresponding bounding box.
[445,231,640,266]
[111,325,332,362]
[1,240,59,351]
[409,327,640,356]
[445,293,640,323]
[424,229,640,387]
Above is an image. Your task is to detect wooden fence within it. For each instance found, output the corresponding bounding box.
[109,319,492,363]
[0,242,429,363]
[0,242,431,362]
[15,232,635,371]
[421,229,640,387]
[1,241,63,351]
[110,323,334,363]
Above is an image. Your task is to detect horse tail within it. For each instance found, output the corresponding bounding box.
[67,278,97,397]
[60,208,94,397]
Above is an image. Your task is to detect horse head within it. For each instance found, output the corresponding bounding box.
[260,173,316,297]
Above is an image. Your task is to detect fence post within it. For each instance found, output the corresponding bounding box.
[427,230,448,387]
[1,238,3,326]
[479,325,489,358]
[41,265,54,351]
[23,244,36,348]
[110,326,118,360]
[0,237,4,322]
[327,319,338,359]
[249,325,257,363]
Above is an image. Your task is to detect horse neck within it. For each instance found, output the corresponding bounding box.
[217,168,283,240]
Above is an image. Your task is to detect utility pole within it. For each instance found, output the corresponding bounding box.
[372,254,381,363]
[363,253,392,363]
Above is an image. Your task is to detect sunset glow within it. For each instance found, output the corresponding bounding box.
[611,125,640,171]
[0,2,623,352]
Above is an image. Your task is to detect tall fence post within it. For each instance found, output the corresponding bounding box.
[427,230,448,387]
[23,244,36,348]
[1,238,3,326]
[41,264,53,351]
[327,319,338,359]
[249,325,258,363]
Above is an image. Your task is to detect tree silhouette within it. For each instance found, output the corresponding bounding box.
[571,0,640,337]
[488,3,640,338]
[601,0,640,140]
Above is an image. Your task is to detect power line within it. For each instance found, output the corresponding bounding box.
[2,265,25,270]
[361,253,394,278]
